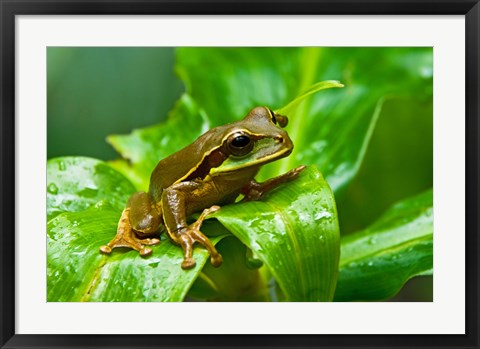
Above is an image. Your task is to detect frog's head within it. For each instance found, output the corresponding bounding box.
[210,106,294,174]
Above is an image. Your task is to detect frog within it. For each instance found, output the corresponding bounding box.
[99,106,305,269]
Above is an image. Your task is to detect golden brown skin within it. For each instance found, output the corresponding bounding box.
[100,106,305,269]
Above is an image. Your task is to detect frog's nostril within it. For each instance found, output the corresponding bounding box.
[275,136,284,143]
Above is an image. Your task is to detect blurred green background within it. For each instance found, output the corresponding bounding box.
[47,47,432,301]
[48,48,184,159]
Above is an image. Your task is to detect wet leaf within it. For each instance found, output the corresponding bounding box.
[47,157,136,221]
[47,197,226,302]
[334,190,433,301]
[213,166,340,301]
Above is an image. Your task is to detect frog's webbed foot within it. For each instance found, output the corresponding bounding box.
[99,208,160,257]
[174,205,223,270]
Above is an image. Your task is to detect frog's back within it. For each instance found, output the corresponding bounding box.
[148,126,230,201]
[148,150,194,201]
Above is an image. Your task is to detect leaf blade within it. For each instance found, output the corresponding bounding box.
[47,157,136,221]
[214,166,340,301]
[334,189,433,301]
[275,80,344,116]
[47,204,227,302]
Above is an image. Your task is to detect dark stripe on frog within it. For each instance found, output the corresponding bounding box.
[183,147,229,182]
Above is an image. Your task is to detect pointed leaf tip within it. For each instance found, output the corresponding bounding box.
[276,80,344,115]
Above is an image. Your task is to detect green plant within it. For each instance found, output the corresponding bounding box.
[47,47,433,302]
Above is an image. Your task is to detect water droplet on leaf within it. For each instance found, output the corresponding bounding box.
[47,183,58,194]
[94,201,103,208]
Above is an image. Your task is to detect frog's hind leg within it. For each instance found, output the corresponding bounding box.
[128,191,163,242]
[99,192,162,257]
[162,183,222,269]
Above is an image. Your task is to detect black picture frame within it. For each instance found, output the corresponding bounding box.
[1,1,478,348]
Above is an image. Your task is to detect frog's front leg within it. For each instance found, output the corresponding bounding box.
[242,165,306,201]
[162,181,222,270]
[99,192,162,257]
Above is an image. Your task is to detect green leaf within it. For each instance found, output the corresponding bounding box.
[47,157,136,221]
[46,158,228,302]
[48,205,226,302]
[213,166,340,301]
[276,80,344,116]
[334,189,433,301]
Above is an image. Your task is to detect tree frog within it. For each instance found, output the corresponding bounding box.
[100,106,305,269]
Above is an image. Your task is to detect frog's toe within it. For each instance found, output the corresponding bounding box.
[181,257,196,269]
[296,165,307,172]
[99,245,112,254]
[140,237,161,246]
[210,253,223,267]
[140,247,153,257]
[209,205,221,213]
[288,165,306,179]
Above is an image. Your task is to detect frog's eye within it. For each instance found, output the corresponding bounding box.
[227,133,254,156]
